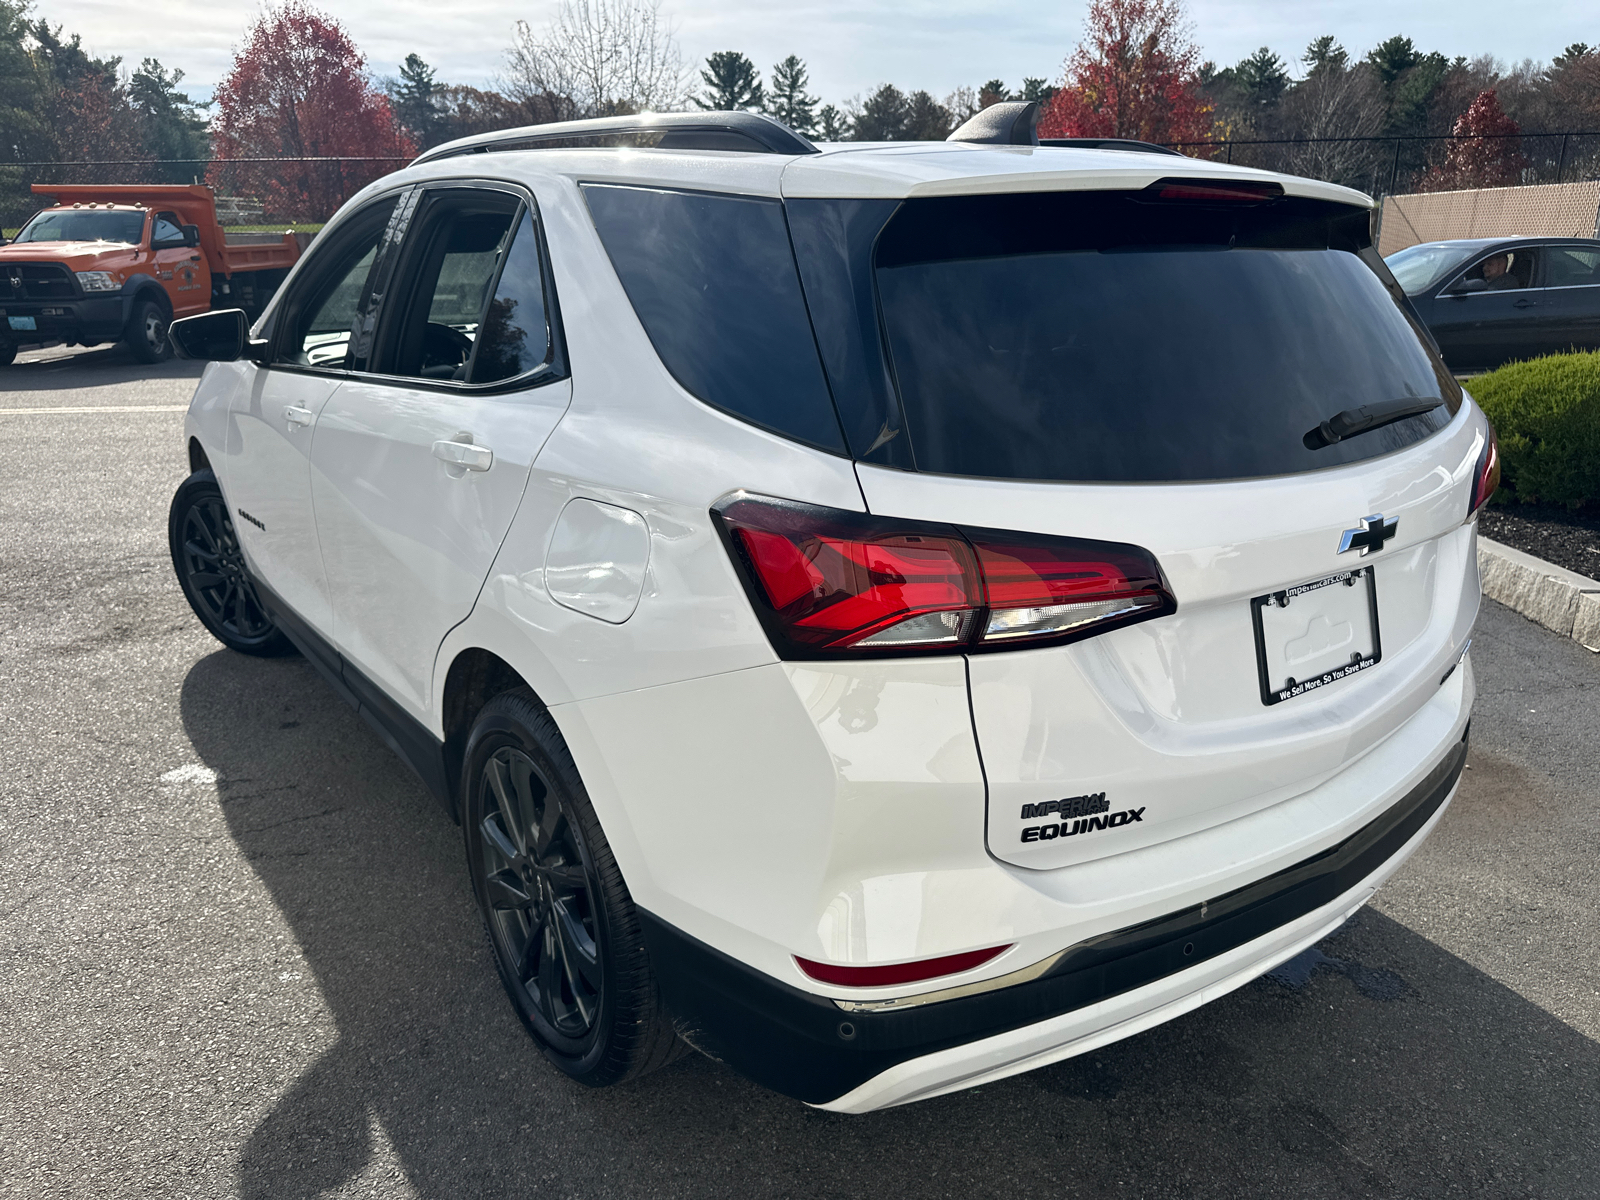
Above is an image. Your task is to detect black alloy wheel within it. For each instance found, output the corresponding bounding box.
[479,745,604,1043]
[168,470,294,656]
[463,691,682,1086]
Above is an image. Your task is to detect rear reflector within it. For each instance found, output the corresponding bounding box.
[795,944,1010,987]
[713,492,1177,659]
[1468,427,1500,519]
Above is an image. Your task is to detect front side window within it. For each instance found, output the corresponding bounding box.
[378,190,553,385]
[15,208,145,245]
[274,196,399,370]
[583,184,845,453]
[1447,248,1539,293]
[153,213,183,244]
[871,190,1459,483]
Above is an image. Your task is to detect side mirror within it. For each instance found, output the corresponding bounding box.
[1448,277,1488,296]
[181,224,200,248]
[170,308,268,363]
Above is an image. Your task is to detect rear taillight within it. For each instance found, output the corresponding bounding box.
[1468,427,1500,519]
[713,493,1177,659]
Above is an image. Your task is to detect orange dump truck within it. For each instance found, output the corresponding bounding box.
[0,184,303,364]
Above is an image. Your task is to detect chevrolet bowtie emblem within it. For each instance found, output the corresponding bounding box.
[1338,514,1398,556]
[7,275,20,290]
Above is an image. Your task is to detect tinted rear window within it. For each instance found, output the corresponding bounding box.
[583,184,844,452]
[874,191,1459,483]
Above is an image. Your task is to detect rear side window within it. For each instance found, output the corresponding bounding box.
[873,191,1460,483]
[583,184,845,453]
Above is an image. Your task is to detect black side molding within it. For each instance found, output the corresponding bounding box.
[641,727,1468,1105]
[254,578,456,819]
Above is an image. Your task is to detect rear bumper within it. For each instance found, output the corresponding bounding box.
[640,727,1466,1109]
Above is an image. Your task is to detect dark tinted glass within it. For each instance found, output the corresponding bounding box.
[471,206,551,384]
[874,191,1459,483]
[583,184,844,452]
[276,197,398,370]
[153,214,183,243]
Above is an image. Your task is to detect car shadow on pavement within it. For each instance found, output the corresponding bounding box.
[0,344,203,391]
[180,648,1600,1200]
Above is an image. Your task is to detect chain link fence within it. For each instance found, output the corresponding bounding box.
[1168,131,1600,200]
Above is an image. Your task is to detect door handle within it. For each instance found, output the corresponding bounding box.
[1512,297,1539,308]
[283,406,314,427]
[432,438,493,472]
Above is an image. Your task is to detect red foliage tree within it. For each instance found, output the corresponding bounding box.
[208,2,414,221]
[1038,0,1213,148]
[1420,89,1528,192]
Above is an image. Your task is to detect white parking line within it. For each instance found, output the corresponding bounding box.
[0,405,189,414]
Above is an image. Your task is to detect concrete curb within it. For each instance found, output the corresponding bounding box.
[1477,535,1600,652]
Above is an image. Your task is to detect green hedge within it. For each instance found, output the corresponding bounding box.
[1468,351,1600,508]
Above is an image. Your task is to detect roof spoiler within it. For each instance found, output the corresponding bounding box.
[412,111,819,166]
[947,101,1039,146]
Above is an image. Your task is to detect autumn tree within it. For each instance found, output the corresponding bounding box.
[1421,89,1528,190]
[209,2,413,221]
[1039,0,1214,147]
[766,55,817,133]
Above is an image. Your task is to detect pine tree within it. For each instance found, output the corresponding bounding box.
[1234,47,1289,110]
[1303,36,1348,74]
[129,59,208,180]
[766,54,817,133]
[852,84,909,139]
[391,53,441,147]
[816,103,847,140]
[695,51,763,111]
[978,78,1010,108]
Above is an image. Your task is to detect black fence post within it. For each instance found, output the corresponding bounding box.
[1388,139,1402,196]
[1555,133,1570,185]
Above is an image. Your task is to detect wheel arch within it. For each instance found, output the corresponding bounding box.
[188,436,211,474]
[121,275,173,321]
[441,647,537,819]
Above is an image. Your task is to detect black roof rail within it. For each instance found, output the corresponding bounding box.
[411,111,819,165]
[947,101,1040,146]
[1039,137,1187,157]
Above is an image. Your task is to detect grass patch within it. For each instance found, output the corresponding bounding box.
[1468,351,1600,508]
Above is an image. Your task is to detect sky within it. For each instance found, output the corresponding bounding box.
[41,0,1598,106]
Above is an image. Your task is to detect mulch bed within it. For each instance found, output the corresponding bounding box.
[1478,502,1600,581]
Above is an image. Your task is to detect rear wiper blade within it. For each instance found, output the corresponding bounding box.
[1303,397,1445,450]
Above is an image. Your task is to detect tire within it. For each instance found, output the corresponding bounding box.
[462,689,683,1086]
[168,469,295,656]
[125,297,171,363]
[0,341,15,366]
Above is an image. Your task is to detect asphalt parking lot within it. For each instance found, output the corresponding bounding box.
[2,345,1597,1199]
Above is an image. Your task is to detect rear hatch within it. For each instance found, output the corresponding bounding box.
[845,182,1485,869]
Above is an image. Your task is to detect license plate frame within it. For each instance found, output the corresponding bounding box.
[7,315,36,331]
[1250,567,1382,706]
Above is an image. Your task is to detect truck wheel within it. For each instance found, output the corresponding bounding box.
[169,470,295,657]
[126,298,172,363]
[0,342,14,366]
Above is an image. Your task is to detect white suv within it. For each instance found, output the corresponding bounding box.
[167,107,1495,1113]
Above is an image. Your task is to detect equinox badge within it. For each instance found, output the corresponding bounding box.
[1338,514,1398,556]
